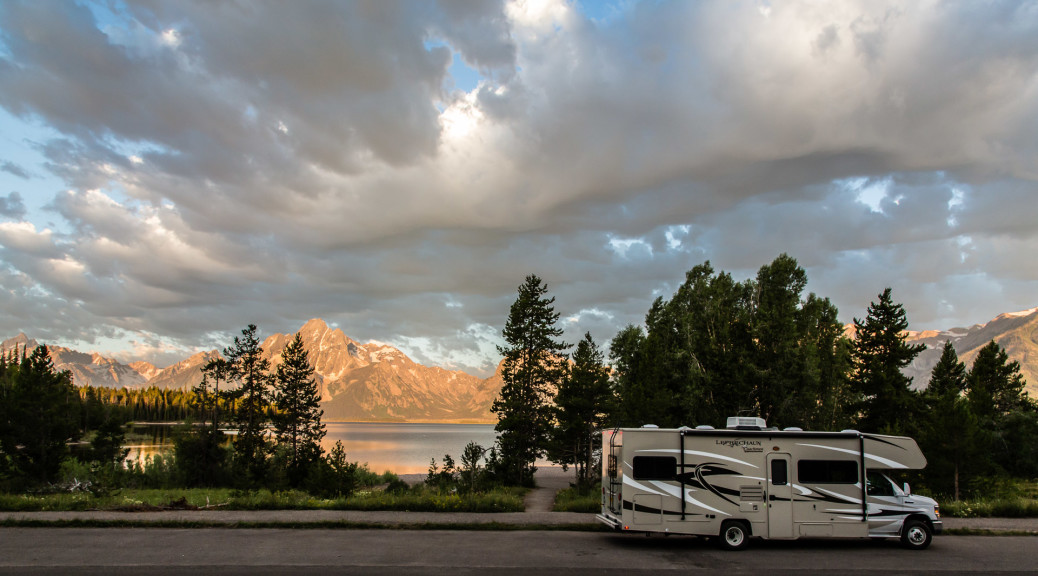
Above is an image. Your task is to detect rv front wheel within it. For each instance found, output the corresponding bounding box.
[719,521,750,551]
[900,519,932,550]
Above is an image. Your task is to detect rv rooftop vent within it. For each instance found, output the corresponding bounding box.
[783,427,803,432]
[726,416,767,430]
[642,424,659,429]
[841,429,859,433]
[695,425,715,430]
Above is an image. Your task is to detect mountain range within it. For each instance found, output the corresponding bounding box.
[3,308,1036,421]
[2,320,500,423]
[902,307,1038,396]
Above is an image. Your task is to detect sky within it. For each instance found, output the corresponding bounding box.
[1,0,1036,376]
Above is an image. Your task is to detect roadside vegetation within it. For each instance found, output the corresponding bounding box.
[552,483,601,513]
[3,254,1037,515]
[932,478,1038,518]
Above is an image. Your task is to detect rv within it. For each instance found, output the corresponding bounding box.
[597,417,941,550]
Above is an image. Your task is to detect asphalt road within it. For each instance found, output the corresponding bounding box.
[0,528,1034,575]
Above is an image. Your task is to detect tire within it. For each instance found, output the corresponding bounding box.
[718,521,751,551]
[900,519,933,550]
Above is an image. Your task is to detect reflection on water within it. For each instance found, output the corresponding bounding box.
[125,422,501,474]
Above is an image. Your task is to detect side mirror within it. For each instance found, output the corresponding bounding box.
[903,483,911,495]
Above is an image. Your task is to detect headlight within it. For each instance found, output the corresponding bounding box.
[934,504,940,518]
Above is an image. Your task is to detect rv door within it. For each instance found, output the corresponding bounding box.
[767,453,794,539]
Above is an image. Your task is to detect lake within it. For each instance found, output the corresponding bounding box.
[126,422,501,474]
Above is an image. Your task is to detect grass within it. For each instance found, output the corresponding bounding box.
[0,518,611,531]
[552,484,601,513]
[940,498,1038,518]
[0,486,526,513]
[927,478,1038,518]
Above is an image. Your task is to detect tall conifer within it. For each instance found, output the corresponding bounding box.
[492,274,568,487]
[850,288,924,434]
[549,332,612,490]
[224,324,273,485]
[273,332,326,485]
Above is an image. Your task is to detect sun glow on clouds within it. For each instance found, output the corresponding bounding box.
[440,93,485,141]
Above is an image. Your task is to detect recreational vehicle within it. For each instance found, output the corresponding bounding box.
[597,417,942,550]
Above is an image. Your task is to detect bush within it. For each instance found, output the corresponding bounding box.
[553,483,602,513]
[173,428,231,487]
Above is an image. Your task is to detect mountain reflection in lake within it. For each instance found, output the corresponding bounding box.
[126,422,499,474]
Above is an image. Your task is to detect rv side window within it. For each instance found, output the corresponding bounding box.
[632,456,677,480]
[798,460,858,484]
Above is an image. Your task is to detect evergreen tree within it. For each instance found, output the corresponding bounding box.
[89,415,130,472]
[196,357,230,431]
[966,340,1028,423]
[965,340,1035,478]
[850,288,925,434]
[548,332,613,491]
[0,346,81,483]
[177,356,232,486]
[492,274,568,487]
[224,324,273,486]
[273,332,326,486]
[919,341,979,499]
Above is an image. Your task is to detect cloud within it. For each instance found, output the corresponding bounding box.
[0,0,1036,372]
[1,162,31,180]
[0,192,26,219]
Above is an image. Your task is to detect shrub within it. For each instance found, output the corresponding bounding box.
[554,483,602,513]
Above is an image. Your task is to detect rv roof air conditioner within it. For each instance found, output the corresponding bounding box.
[726,416,767,430]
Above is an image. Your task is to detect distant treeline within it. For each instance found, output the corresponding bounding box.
[77,385,235,425]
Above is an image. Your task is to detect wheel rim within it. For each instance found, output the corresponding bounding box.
[907,526,926,545]
[725,526,745,547]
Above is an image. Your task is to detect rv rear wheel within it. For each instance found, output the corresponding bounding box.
[900,519,933,550]
[718,521,750,551]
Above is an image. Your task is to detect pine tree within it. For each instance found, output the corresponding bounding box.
[965,340,1035,478]
[549,332,613,491]
[273,332,326,486]
[966,340,1027,423]
[919,341,978,499]
[850,288,925,434]
[0,346,81,483]
[492,274,568,487]
[224,324,273,486]
[196,357,230,431]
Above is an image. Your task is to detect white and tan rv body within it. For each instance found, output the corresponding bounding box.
[598,419,941,548]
